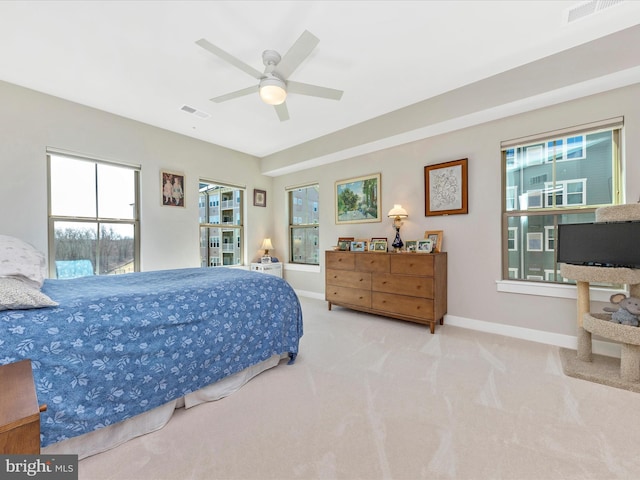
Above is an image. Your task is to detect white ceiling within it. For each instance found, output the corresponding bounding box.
[1,1,640,163]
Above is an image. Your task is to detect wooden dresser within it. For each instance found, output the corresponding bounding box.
[325,250,447,333]
[0,359,45,454]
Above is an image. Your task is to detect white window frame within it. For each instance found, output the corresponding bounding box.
[526,232,543,252]
[508,227,518,252]
[47,150,140,278]
[544,225,555,252]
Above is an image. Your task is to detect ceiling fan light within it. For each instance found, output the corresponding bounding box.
[259,78,287,105]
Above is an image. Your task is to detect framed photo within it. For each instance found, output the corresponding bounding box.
[416,239,433,253]
[424,230,443,253]
[161,171,185,207]
[424,158,468,216]
[372,240,388,252]
[350,241,366,252]
[338,237,354,251]
[405,240,417,252]
[253,189,267,207]
[335,173,381,224]
[369,237,386,250]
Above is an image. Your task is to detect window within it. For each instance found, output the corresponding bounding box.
[48,151,140,278]
[502,118,622,284]
[288,184,319,265]
[199,180,244,267]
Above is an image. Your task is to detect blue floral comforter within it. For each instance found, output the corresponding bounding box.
[0,267,303,448]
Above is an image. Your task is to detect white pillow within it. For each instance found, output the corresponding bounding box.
[0,235,47,288]
[0,277,58,311]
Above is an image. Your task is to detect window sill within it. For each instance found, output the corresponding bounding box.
[284,263,321,273]
[496,280,617,302]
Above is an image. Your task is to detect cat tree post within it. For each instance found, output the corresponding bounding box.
[576,280,592,361]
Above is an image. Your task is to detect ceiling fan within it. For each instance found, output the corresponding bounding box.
[196,30,343,121]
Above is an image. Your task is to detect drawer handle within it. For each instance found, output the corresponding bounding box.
[382,281,387,284]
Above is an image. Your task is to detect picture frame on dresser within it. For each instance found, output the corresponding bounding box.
[372,240,388,252]
[337,237,354,251]
[424,230,443,253]
[405,240,417,252]
[416,239,433,253]
[350,241,366,252]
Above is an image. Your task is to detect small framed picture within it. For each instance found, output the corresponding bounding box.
[372,240,388,252]
[405,240,417,252]
[417,239,433,253]
[161,171,185,207]
[253,189,267,207]
[338,237,354,251]
[424,230,443,253]
[350,241,366,252]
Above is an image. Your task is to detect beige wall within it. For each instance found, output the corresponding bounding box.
[2,76,639,340]
[0,80,271,271]
[272,83,640,337]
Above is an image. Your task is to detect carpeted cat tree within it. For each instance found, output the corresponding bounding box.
[560,204,640,392]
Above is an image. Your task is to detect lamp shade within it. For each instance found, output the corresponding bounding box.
[261,238,274,251]
[259,77,287,105]
[387,204,408,218]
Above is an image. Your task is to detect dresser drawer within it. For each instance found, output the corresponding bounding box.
[326,269,371,289]
[355,253,390,273]
[326,251,356,270]
[326,286,371,309]
[372,292,433,320]
[372,273,433,298]
[390,254,434,276]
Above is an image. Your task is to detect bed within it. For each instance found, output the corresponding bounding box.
[0,245,303,459]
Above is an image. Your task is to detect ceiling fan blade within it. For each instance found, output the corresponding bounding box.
[274,30,319,79]
[287,81,343,101]
[274,102,290,122]
[196,38,264,80]
[210,85,258,103]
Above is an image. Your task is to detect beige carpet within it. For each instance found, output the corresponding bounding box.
[78,297,640,480]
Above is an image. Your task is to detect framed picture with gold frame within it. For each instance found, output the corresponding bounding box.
[335,173,381,224]
[424,158,468,216]
[424,230,443,253]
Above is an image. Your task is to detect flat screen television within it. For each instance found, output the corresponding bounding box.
[557,221,640,268]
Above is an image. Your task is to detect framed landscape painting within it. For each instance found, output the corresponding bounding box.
[335,173,381,224]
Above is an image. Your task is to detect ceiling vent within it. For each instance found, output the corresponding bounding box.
[565,0,625,23]
[180,104,211,119]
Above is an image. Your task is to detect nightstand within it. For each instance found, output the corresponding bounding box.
[250,262,283,278]
[0,359,46,454]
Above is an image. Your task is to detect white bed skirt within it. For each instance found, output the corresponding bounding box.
[42,353,283,459]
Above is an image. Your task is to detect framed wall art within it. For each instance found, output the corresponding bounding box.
[253,189,267,207]
[424,158,468,216]
[161,171,185,207]
[335,173,381,224]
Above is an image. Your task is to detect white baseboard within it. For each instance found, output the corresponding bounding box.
[296,291,622,358]
[445,314,621,358]
[295,290,325,301]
